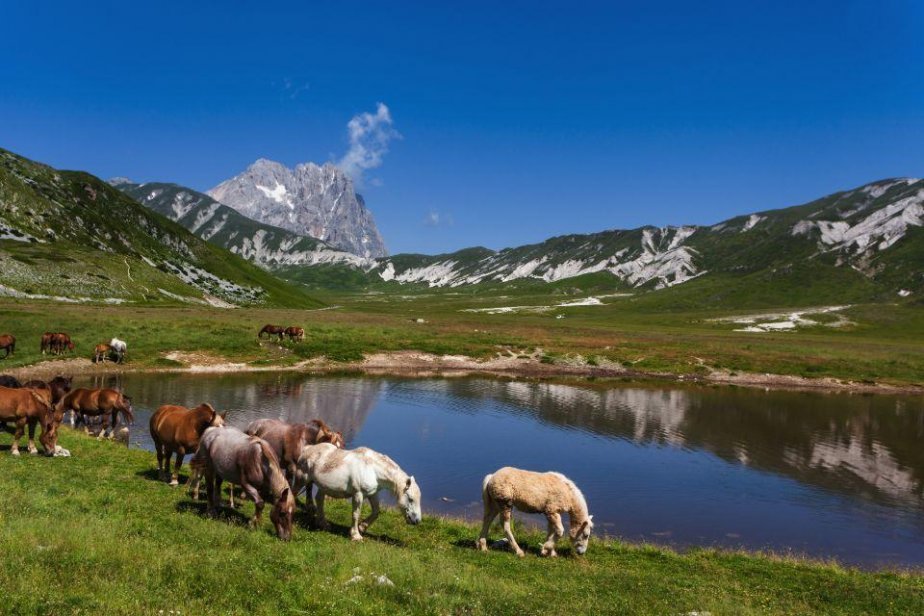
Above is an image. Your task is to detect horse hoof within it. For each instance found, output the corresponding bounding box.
[350,534,363,542]
[11,449,20,456]
[169,480,179,487]
[516,550,526,558]
[358,523,369,533]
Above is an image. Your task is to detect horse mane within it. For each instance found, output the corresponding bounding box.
[250,437,288,499]
[551,472,589,523]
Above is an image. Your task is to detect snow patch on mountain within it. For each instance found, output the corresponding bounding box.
[742,214,764,232]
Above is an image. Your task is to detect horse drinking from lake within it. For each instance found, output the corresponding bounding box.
[192,426,295,540]
[478,467,593,558]
[258,325,285,341]
[56,388,134,439]
[150,403,225,486]
[246,418,344,509]
[294,443,422,541]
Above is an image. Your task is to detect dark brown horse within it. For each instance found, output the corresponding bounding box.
[284,326,305,342]
[258,324,285,341]
[150,403,225,485]
[246,418,344,510]
[55,388,133,438]
[0,385,58,455]
[43,332,74,355]
[0,334,15,359]
[191,427,296,540]
[0,375,21,388]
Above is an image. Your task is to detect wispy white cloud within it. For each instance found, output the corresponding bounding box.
[337,103,401,185]
[424,210,453,227]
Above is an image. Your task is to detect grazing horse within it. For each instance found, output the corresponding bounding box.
[0,375,22,388]
[55,388,134,439]
[0,334,15,359]
[258,324,285,341]
[150,403,225,486]
[478,467,594,558]
[109,338,127,363]
[294,443,422,541]
[0,386,61,456]
[284,326,304,342]
[192,427,295,540]
[48,332,75,355]
[93,343,112,364]
[245,418,344,508]
[40,332,54,355]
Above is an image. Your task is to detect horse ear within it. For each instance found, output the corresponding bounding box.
[405,476,413,490]
[588,515,594,522]
[281,487,290,500]
[221,412,227,419]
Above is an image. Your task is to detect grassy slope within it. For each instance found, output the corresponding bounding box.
[1,432,921,615]
[0,149,319,308]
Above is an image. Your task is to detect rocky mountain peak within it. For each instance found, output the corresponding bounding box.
[207,158,386,258]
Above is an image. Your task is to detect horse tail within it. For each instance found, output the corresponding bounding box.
[481,473,494,504]
[119,394,134,424]
[190,440,208,472]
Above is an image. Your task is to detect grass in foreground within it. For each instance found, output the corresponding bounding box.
[1,432,922,615]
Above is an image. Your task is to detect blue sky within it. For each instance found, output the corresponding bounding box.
[2,2,922,255]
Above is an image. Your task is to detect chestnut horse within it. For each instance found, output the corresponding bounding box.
[246,418,344,509]
[55,388,134,438]
[192,426,295,540]
[93,343,112,364]
[43,332,74,355]
[150,403,226,485]
[258,324,285,341]
[0,386,58,455]
[284,326,304,342]
[0,334,15,359]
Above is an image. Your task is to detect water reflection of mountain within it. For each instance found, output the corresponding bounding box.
[433,379,924,509]
[101,374,383,442]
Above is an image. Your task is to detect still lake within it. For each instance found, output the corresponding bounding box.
[81,372,924,568]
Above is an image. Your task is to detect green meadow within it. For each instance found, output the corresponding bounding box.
[1,431,921,615]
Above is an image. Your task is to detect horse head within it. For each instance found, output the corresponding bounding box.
[569,515,594,555]
[270,487,295,541]
[399,476,422,525]
[198,404,225,428]
[312,420,345,448]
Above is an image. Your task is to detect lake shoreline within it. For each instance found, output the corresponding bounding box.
[8,350,923,395]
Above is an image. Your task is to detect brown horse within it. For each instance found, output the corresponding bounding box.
[0,386,59,455]
[150,403,226,486]
[284,326,305,342]
[0,334,15,359]
[192,427,296,540]
[55,388,133,438]
[245,418,344,509]
[45,332,74,355]
[93,343,112,364]
[258,324,285,341]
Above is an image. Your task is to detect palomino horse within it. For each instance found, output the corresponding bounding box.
[284,326,304,342]
[258,324,285,341]
[0,386,59,455]
[478,467,594,558]
[192,427,295,540]
[150,403,225,485]
[294,443,422,541]
[55,388,134,439]
[245,418,344,508]
[0,334,15,359]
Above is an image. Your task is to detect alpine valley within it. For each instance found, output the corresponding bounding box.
[112,168,924,307]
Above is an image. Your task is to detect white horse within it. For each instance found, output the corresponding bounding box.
[294,443,422,541]
[109,338,127,363]
[478,466,594,557]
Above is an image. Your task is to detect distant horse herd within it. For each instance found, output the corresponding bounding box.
[0,323,594,557]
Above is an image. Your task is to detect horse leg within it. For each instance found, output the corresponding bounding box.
[240,481,263,529]
[350,492,364,541]
[97,413,111,440]
[314,489,329,530]
[153,438,165,480]
[206,471,219,516]
[188,465,202,499]
[170,450,184,486]
[540,512,564,557]
[27,419,39,454]
[502,507,525,557]
[10,419,26,456]
[477,498,499,552]
[358,493,380,534]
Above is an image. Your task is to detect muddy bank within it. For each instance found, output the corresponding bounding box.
[5,350,923,395]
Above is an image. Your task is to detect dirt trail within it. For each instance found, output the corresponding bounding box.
[5,351,922,395]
